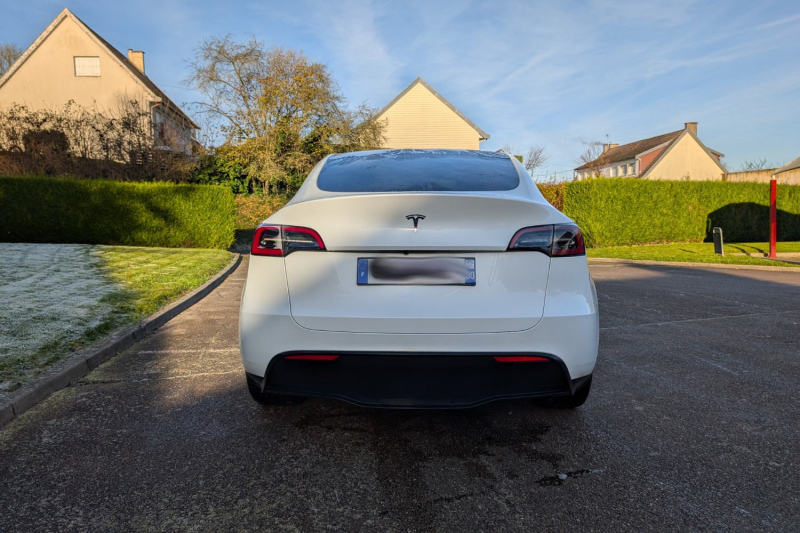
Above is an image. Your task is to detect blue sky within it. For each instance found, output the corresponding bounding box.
[3,1,799,178]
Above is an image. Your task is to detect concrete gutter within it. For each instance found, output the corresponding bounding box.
[588,257,800,272]
[0,254,242,428]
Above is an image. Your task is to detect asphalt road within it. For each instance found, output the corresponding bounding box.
[1,259,798,532]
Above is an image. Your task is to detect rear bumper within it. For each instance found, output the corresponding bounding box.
[249,352,590,408]
[240,311,599,383]
[240,254,599,382]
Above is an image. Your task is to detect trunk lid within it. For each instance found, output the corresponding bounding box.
[271,194,553,334]
[271,193,554,251]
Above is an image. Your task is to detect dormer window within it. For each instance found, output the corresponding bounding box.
[74,56,100,77]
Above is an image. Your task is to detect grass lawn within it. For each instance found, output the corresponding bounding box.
[588,242,800,267]
[0,244,232,397]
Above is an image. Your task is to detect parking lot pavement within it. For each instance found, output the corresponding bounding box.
[1,258,798,532]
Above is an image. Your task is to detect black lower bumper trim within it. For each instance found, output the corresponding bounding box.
[259,351,579,409]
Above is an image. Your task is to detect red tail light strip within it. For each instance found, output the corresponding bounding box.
[251,226,283,256]
[284,355,340,361]
[251,225,326,257]
[283,226,326,250]
[492,356,550,363]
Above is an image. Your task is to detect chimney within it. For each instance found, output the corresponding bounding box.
[128,49,145,74]
[603,143,619,153]
[685,122,697,135]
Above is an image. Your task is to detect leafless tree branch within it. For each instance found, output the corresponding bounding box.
[0,43,22,76]
[524,145,550,173]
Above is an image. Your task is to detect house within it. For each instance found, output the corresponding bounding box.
[376,77,489,150]
[725,156,800,185]
[574,122,725,181]
[0,8,198,154]
[771,156,800,185]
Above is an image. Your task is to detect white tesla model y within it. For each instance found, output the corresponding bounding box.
[240,149,598,408]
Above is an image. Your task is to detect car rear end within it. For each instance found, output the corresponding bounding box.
[240,150,598,408]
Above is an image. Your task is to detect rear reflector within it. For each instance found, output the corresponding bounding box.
[492,356,550,363]
[284,355,340,361]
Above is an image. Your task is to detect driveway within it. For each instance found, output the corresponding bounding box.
[1,259,798,532]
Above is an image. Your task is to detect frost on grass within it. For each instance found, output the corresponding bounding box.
[0,244,230,398]
[0,244,124,397]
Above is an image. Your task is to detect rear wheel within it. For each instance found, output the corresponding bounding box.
[246,374,306,406]
[548,375,592,409]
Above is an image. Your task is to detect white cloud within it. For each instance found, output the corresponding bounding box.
[755,12,800,30]
[278,0,404,107]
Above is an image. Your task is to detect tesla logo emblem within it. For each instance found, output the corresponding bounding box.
[406,214,426,232]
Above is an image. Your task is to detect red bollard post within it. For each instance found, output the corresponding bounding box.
[769,178,777,258]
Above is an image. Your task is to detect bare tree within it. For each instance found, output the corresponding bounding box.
[500,143,515,154]
[186,36,385,193]
[524,145,550,173]
[738,157,769,171]
[0,43,22,76]
[499,143,523,163]
[576,143,604,176]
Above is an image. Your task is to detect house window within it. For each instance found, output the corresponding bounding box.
[628,163,635,175]
[74,56,100,77]
[620,165,627,176]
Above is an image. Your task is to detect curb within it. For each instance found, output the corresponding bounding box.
[588,257,800,272]
[0,253,242,428]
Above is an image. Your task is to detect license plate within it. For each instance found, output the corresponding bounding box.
[357,257,476,286]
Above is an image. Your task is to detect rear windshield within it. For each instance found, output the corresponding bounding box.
[317,150,520,192]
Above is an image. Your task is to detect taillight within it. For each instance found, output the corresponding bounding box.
[551,224,585,256]
[508,226,553,254]
[251,226,283,256]
[251,225,326,256]
[507,224,585,257]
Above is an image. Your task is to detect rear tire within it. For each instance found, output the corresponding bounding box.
[246,375,306,406]
[549,375,592,409]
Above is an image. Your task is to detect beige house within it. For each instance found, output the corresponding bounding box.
[376,77,489,150]
[770,156,800,184]
[574,122,726,181]
[0,8,198,153]
[725,158,800,185]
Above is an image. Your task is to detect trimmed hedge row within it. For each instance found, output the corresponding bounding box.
[0,176,235,249]
[536,183,565,212]
[562,178,800,247]
[4,176,796,250]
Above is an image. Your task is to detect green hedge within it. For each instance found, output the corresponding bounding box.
[0,176,235,249]
[536,182,565,211]
[563,178,800,247]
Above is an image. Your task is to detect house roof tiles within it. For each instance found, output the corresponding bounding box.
[575,130,682,171]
